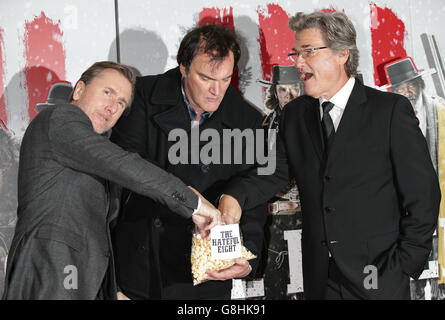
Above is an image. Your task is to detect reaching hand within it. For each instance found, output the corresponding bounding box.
[189,186,221,237]
[218,194,242,225]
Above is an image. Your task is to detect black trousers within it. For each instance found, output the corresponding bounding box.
[324,258,411,300]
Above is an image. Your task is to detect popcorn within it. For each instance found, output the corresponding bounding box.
[191,233,256,285]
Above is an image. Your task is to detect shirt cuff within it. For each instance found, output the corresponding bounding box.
[192,196,202,215]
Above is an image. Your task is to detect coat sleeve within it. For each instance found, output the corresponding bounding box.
[222,109,290,210]
[389,95,441,279]
[48,104,198,218]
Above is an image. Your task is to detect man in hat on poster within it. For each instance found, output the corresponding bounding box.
[385,57,445,299]
[255,65,304,298]
[36,81,74,112]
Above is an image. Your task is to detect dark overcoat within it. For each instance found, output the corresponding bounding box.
[111,67,268,299]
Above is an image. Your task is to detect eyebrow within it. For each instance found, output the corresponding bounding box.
[292,44,313,51]
[106,86,128,106]
[197,72,233,81]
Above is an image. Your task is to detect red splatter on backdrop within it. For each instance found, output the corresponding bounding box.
[198,7,239,93]
[370,3,407,87]
[257,4,294,84]
[23,11,66,121]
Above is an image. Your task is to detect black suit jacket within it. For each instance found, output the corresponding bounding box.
[110,67,267,299]
[224,80,441,299]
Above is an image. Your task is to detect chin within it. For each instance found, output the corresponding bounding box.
[204,105,220,113]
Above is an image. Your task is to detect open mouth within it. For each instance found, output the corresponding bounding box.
[300,72,314,82]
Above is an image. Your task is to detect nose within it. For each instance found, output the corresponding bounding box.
[105,99,119,115]
[209,81,220,96]
[295,55,306,69]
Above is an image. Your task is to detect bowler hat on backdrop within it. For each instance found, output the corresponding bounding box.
[257,65,302,87]
[36,81,73,111]
[384,57,434,87]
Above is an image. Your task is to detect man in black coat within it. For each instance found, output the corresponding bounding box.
[222,11,441,299]
[2,61,220,300]
[110,25,268,299]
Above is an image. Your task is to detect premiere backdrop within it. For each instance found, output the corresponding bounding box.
[0,0,444,299]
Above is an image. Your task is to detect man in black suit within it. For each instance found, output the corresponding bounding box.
[110,25,267,300]
[222,11,441,299]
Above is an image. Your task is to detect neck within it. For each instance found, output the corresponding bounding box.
[323,74,350,100]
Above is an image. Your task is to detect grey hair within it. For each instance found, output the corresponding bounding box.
[288,11,359,77]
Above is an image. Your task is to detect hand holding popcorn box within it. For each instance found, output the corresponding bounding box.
[191,223,256,285]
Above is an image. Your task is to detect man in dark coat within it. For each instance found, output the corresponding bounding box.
[2,61,220,300]
[221,11,441,300]
[110,25,268,299]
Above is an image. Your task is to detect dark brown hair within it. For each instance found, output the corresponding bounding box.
[177,24,241,72]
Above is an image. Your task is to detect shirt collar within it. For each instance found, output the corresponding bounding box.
[181,78,213,124]
[319,77,355,110]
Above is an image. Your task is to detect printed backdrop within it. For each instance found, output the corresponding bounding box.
[0,0,444,299]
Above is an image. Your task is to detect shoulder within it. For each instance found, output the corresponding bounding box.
[363,85,402,103]
[50,103,90,123]
[135,67,182,105]
[221,86,264,129]
[282,94,315,117]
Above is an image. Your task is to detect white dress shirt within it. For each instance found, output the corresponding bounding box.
[319,77,356,132]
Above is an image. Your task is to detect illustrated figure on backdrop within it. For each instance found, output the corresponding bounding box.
[221,11,441,300]
[110,24,268,300]
[35,81,74,112]
[0,127,19,297]
[256,65,304,299]
[385,57,445,300]
[2,61,220,300]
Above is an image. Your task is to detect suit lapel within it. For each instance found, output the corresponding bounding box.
[327,79,367,164]
[304,98,324,160]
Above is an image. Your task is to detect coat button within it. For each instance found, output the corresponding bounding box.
[201,164,210,173]
[321,240,327,246]
[325,207,335,213]
[153,218,162,228]
[325,175,332,181]
[137,244,147,252]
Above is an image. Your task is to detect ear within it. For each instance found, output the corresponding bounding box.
[179,64,188,78]
[72,81,86,102]
[337,49,350,65]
